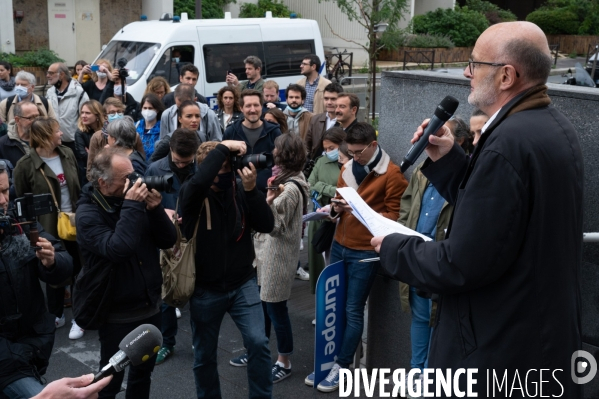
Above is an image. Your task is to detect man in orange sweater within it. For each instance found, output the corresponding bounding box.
[305,122,408,392]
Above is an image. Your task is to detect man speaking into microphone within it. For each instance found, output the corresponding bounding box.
[372,21,583,397]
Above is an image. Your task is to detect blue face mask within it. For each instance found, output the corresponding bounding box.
[107,113,123,122]
[325,148,339,161]
[15,85,28,100]
[286,104,303,113]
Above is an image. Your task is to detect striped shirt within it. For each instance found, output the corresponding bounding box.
[304,76,319,112]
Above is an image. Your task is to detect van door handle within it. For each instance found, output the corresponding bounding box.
[72,23,75,32]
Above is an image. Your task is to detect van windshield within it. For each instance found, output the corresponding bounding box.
[96,41,161,85]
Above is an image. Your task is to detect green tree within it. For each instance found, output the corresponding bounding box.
[239,0,300,18]
[320,0,409,123]
[174,0,235,19]
[412,7,489,47]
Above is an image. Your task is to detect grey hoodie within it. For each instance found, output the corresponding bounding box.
[159,102,223,142]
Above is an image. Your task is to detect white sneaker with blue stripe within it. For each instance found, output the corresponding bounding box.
[317,363,341,392]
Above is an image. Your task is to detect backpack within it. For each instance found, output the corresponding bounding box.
[160,198,211,307]
[6,95,49,118]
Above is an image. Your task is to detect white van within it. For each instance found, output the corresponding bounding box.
[94,14,326,108]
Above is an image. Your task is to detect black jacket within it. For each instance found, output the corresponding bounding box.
[380,88,583,397]
[99,81,140,122]
[75,185,177,320]
[74,128,94,185]
[162,90,207,108]
[180,144,274,292]
[0,134,26,168]
[223,119,282,192]
[0,219,72,390]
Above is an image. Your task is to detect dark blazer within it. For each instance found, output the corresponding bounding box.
[380,89,583,397]
[180,144,274,292]
[0,134,27,167]
[305,112,328,160]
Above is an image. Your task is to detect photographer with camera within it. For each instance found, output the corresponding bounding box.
[75,147,176,399]
[0,160,74,399]
[180,140,274,398]
[98,59,139,122]
[223,89,282,193]
[145,128,200,365]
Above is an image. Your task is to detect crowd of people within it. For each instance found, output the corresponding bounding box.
[0,20,584,399]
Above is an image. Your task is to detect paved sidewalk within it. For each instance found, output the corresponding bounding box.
[43,244,381,398]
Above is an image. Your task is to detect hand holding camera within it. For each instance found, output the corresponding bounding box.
[35,237,55,268]
[221,140,247,155]
[124,178,148,202]
[237,162,258,192]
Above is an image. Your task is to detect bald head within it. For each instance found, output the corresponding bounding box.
[478,22,552,86]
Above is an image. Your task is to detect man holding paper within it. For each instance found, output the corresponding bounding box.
[372,21,583,397]
[304,122,408,392]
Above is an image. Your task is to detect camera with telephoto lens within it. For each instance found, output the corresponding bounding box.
[116,57,129,81]
[127,172,175,193]
[230,152,274,171]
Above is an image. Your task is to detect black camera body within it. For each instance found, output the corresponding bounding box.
[15,193,54,221]
[230,152,273,171]
[128,172,174,193]
[116,57,129,81]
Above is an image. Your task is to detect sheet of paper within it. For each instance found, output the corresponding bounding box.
[303,211,331,223]
[337,187,432,241]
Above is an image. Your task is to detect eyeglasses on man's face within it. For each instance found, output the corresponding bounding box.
[347,141,375,158]
[468,59,520,78]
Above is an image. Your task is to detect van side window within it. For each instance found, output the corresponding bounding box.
[151,46,195,85]
[203,43,265,84]
[263,40,315,77]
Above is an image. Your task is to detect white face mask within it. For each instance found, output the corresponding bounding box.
[96,72,107,79]
[114,85,126,96]
[141,109,157,122]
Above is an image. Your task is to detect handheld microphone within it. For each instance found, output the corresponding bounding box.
[91,324,162,384]
[400,96,460,173]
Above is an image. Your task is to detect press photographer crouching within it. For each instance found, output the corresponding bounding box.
[180,140,275,398]
[74,147,176,399]
[0,161,74,399]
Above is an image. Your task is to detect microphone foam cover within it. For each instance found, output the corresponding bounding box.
[118,324,163,366]
[434,96,459,121]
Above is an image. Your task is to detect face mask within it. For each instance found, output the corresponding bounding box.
[53,79,63,90]
[108,113,123,122]
[114,85,126,96]
[286,104,303,113]
[15,85,28,100]
[141,109,157,121]
[172,57,180,63]
[325,148,339,162]
[214,171,234,191]
[96,72,107,79]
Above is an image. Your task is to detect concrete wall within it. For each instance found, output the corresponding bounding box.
[0,0,16,54]
[371,69,599,397]
[142,0,173,21]
[99,0,143,47]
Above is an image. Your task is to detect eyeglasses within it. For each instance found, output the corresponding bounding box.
[16,115,38,121]
[46,70,58,75]
[468,59,520,78]
[107,112,124,117]
[300,62,311,67]
[347,141,375,158]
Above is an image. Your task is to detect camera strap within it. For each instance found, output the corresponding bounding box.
[39,168,60,212]
[91,189,119,214]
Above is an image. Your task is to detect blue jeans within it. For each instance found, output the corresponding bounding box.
[409,286,432,371]
[330,241,380,368]
[1,377,43,399]
[190,278,272,399]
[262,300,293,356]
[160,303,178,347]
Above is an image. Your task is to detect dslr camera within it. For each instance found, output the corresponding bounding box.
[230,152,273,171]
[128,172,174,193]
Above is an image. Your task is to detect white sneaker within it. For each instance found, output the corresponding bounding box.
[312,319,316,326]
[55,315,65,329]
[69,320,85,339]
[296,267,310,281]
[175,308,182,318]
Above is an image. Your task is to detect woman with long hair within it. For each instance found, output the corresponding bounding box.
[232,133,310,383]
[72,60,90,84]
[13,116,83,339]
[216,86,243,130]
[136,93,165,161]
[144,76,171,101]
[75,100,105,185]
[0,61,15,101]
[264,108,288,133]
[79,58,113,102]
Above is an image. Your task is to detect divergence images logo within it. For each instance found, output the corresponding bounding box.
[571,350,597,384]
